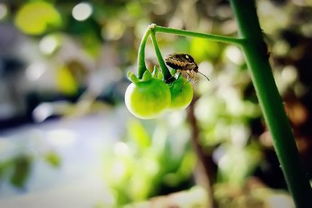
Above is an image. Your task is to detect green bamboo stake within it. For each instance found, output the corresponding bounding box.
[229,0,312,207]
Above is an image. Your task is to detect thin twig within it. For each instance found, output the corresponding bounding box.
[187,96,218,208]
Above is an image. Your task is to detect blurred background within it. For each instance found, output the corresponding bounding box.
[0,0,312,207]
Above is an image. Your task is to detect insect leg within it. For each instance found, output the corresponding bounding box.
[185,70,192,81]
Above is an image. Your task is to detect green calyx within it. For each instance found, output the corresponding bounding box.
[128,69,165,84]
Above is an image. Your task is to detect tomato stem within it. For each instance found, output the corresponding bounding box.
[137,28,151,79]
[229,0,312,207]
[137,23,243,81]
[154,25,244,46]
[150,29,175,83]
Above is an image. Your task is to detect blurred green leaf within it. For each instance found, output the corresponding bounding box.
[126,1,143,18]
[10,155,32,188]
[218,144,262,185]
[190,38,222,62]
[56,65,79,95]
[44,151,61,167]
[15,2,62,35]
[0,161,11,180]
[81,32,102,56]
[175,151,196,180]
[128,119,151,151]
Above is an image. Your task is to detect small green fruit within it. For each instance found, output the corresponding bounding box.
[169,76,193,110]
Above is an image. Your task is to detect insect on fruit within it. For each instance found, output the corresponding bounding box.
[165,53,210,82]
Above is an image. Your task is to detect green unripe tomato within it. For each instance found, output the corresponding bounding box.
[169,76,193,110]
[125,78,171,119]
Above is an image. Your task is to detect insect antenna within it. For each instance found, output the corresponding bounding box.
[197,71,210,81]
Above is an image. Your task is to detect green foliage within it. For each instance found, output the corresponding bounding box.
[218,144,262,185]
[0,151,62,189]
[128,119,151,151]
[103,118,195,206]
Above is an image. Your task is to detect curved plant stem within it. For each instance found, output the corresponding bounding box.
[154,25,244,46]
[137,24,243,80]
[229,0,312,207]
[137,28,151,79]
[150,29,174,83]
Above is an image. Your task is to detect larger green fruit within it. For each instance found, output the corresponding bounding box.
[125,78,171,119]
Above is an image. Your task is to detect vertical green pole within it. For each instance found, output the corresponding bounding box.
[229,0,312,207]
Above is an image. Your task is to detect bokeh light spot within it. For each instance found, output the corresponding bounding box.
[72,3,92,21]
[32,103,54,122]
[102,20,125,40]
[26,62,46,81]
[0,3,8,20]
[281,65,297,83]
[39,34,60,55]
[225,46,244,64]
